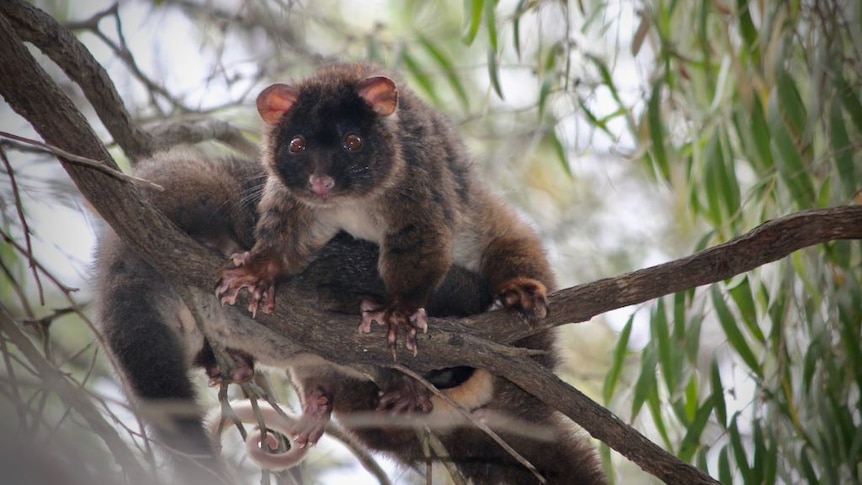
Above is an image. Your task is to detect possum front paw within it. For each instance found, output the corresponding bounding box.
[215,252,280,316]
[494,277,549,320]
[359,299,428,358]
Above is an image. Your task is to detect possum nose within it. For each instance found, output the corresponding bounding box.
[309,174,335,196]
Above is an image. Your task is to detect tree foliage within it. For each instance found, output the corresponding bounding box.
[0,1,859,484]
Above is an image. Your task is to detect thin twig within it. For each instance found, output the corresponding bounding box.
[0,131,163,190]
[392,364,546,485]
[0,147,44,305]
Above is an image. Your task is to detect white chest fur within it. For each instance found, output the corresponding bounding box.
[321,203,386,243]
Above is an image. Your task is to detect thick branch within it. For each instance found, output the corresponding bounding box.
[466,205,862,343]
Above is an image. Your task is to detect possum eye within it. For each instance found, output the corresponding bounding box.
[288,136,306,154]
[342,133,363,152]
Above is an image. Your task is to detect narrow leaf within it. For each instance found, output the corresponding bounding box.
[632,346,658,418]
[799,447,819,484]
[775,68,807,139]
[728,276,765,343]
[678,396,714,462]
[487,49,504,99]
[718,446,732,484]
[647,81,670,180]
[461,0,484,45]
[711,285,763,378]
[653,298,676,395]
[483,0,498,52]
[399,51,441,105]
[710,358,727,428]
[768,82,816,206]
[833,73,862,133]
[545,128,572,178]
[417,36,470,110]
[829,96,856,198]
[729,415,752,481]
[603,314,634,403]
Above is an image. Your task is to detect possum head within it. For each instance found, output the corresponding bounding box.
[258,69,402,206]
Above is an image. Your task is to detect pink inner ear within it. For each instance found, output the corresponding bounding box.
[257,84,299,125]
[356,76,398,116]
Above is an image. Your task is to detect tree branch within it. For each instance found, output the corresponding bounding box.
[3,6,862,485]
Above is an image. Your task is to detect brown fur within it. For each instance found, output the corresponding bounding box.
[216,62,555,353]
[96,149,606,484]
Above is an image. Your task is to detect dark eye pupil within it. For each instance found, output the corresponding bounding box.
[343,134,362,151]
[289,137,305,153]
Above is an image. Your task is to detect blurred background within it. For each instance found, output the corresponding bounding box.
[0,0,860,483]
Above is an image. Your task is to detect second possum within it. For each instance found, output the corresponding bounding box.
[217,62,553,354]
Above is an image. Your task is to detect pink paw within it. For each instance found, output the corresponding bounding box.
[215,252,279,316]
[495,277,550,321]
[358,299,428,357]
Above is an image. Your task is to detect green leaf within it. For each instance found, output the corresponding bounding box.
[678,396,714,462]
[545,128,572,178]
[512,0,529,59]
[417,36,470,110]
[461,0,483,45]
[483,0,497,52]
[673,291,687,342]
[833,72,862,134]
[487,49,504,99]
[717,446,732,484]
[647,80,670,180]
[652,298,676,395]
[710,358,727,428]
[586,54,624,108]
[768,80,816,207]
[632,346,658,418]
[399,51,441,105]
[538,74,553,120]
[711,285,763,378]
[749,93,773,169]
[729,415,752,482]
[799,447,819,484]
[683,374,698,422]
[775,68,808,139]
[728,276,765,343]
[576,95,616,138]
[685,312,704,364]
[646,381,673,450]
[603,314,634,403]
[703,132,740,225]
[751,420,765,484]
[736,0,759,63]
[802,333,823,392]
[763,426,778,485]
[829,96,856,198]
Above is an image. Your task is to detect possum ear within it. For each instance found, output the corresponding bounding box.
[356,76,398,116]
[257,84,300,125]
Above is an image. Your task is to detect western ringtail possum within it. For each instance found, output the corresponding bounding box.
[94,150,606,484]
[216,62,554,356]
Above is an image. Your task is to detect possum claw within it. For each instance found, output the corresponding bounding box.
[216,252,280,316]
[494,277,550,321]
[358,300,428,358]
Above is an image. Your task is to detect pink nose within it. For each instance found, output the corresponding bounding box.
[309,174,335,196]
